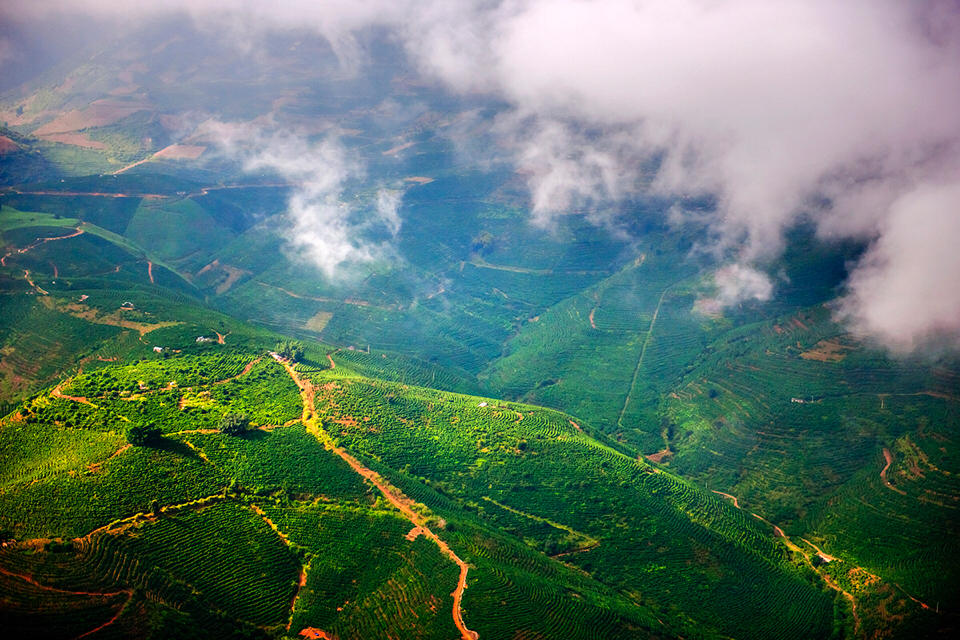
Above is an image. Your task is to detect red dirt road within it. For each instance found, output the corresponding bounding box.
[51,380,96,406]
[711,490,740,509]
[274,353,478,640]
[881,448,907,495]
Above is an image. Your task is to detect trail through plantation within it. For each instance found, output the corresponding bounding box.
[881,448,907,495]
[0,565,130,599]
[0,565,134,637]
[272,353,479,640]
[711,490,740,509]
[3,227,84,293]
[712,488,862,633]
[73,597,132,640]
[617,285,671,430]
[51,379,96,406]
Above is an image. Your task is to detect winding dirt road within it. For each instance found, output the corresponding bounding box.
[4,227,84,292]
[273,353,478,640]
[711,490,740,509]
[51,379,96,407]
[880,448,907,495]
[711,489,862,633]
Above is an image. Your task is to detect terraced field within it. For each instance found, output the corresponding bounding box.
[5,340,902,638]
[307,368,837,640]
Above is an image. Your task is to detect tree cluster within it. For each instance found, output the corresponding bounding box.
[219,411,250,436]
[275,340,304,363]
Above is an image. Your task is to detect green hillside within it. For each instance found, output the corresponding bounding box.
[0,345,841,639]
[1,15,957,639]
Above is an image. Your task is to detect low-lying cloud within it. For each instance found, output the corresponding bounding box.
[8,0,960,351]
[836,182,960,353]
[200,120,401,279]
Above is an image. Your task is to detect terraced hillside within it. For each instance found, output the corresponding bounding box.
[0,344,867,639]
[1,17,957,638]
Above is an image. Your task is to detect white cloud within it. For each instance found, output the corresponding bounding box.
[837,181,960,353]
[7,0,960,350]
[713,263,774,307]
[200,119,402,279]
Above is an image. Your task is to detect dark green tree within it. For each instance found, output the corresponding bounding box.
[127,422,161,446]
[219,411,250,436]
[275,340,304,363]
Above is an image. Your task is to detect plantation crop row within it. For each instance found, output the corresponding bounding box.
[0,439,227,538]
[183,423,369,499]
[311,372,836,639]
[263,502,461,638]
[112,502,299,625]
[65,352,255,396]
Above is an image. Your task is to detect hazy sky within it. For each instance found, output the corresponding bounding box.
[5,0,960,352]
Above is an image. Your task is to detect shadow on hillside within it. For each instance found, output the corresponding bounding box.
[152,437,202,460]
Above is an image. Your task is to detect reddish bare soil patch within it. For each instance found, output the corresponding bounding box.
[196,259,250,294]
[154,143,206,159]
[51,380,95,407]
[406,526,427,541]
[33,99,150,135]
[589,307,598,329]
[0,135,18,154]
[215,267,247,294]
[108,444,132,460]
[299,629,335,640]
[800,339,852,362]
[404,176,434,184]
[646,448,673,464]
[36,132,107,149]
